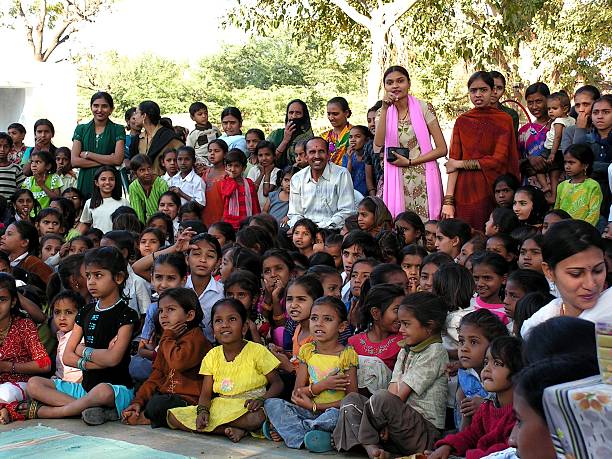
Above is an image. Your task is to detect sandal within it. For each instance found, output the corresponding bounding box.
[262,420,281,441]
[16,400,41,420]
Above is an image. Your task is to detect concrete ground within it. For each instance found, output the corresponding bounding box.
[0,418,365,458]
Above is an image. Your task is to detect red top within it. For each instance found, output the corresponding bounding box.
[220,176,260,229]
[201,169,225,228]
[435,400,516,459]
[0,316,51,384]
[348,332,402,370]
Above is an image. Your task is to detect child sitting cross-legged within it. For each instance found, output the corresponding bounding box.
[51,291,85,384]
[122,288,212,427]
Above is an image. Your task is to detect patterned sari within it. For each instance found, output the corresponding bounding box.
[322,124,352,165]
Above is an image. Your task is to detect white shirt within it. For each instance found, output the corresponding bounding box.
[169,169,206,206]
[521,287,612,338]
[185,274,224,343]
[247,166,281,208]
[161,172,176,186]
[80,196,131,234]
[544,116,575,150]
[288,162,355,229]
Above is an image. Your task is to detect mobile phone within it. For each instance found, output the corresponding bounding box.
[387,146,410,162]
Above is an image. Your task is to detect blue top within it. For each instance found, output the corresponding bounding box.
[268,189,289,223]
[219,134,247,155]
[342,150,368,196]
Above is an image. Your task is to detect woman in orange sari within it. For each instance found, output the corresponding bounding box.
[443,71,520,231]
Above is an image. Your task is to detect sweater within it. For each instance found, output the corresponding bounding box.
[132,327,212,407]
[435,400,515,459]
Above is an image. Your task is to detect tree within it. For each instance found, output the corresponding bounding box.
[227,0,417,105]
[6,0,113,62]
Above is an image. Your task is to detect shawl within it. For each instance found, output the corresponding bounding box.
[228,178,253,217]
[383,95,443,218]
[147,126,181,162]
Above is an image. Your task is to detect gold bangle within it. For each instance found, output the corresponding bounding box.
[312,401,317,413]
[443,195,456,206]
[308,384,315,397]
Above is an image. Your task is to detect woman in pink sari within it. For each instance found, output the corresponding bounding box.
[374,66,447,222]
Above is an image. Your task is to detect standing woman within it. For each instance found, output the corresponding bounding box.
[443,71,519,230]
[268,99,314,168]
[71,92,126,199]
[132,100,184,176]
[375,65,446,222]
[219,107,247,155]
[322,97,353,165]
[517,82,551,178]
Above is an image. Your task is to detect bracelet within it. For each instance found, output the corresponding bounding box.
[11,362,16,374]
[465,159,479,170]
[443,195,456,206]
[84,151,89,158]
[408,158,412,166]
[77,357,87,371]
[263,181,270,185]
[82,347,94,362]
[312,401,318,413]
[196,405,210,415]
[308,384,315,398]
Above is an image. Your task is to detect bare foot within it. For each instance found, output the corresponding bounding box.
[270,430,282,442]
[0,408,10,424]
[123,412,151,425]
[364,444,390,459]
[224,426,247,443]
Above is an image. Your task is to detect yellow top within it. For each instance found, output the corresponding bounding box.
[298,342,358,404]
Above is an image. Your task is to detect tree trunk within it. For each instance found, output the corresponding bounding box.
[367,29,386,106]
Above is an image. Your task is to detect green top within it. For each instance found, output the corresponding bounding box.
[73,120,125,198]
[268,127,313,166]
[554,178,603,226]
[500,104,520,138]
[22,174,63,210]
[128,176,169,224]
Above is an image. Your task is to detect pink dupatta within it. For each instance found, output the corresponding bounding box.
[383,95,443,219]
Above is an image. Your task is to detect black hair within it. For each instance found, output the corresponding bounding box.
[342,214,360,233]
[488,233,519,258]
[10,220,40,254]
[56,254,84,290]
[146,212,175,244]
[421,251,454,269]
[399,291,446,334]
[383,65,410,82]
[153,252,188,278]
[84,227,103,241]
[293,218,318,240]
[236,225,274,255]
[245,128,265,141]
[50,290,86,313]
[83,246,128,292]
[61,187,84,208]
[67,235,93,252]
[34,118,55,135]
[507,269,549,295]
[254,140,276,158]
[0,273,23,317]
[112,213,143,234]
[102,230,136,260]
[493,173,520,194]
[124,107,136,125]
[467,71,494,89]
[210,297,247,326]
[437,218,472,248]
[327,97,351,117]
[369,263,405,287]
[180,220,207,237]
[160,148,177,165]
[471,251,510,277]
[488,70,506,86]
[209,222,236,244]
[524,82,550,98]
[289,250,310,271]
[287,274,324,301]
[350,125,373,140]
[490,207,519,234]
[189,101,208,117]
[36,207,64,231]
[221,107,243,124]
[548,91,571,110]
[176,145,196,162]
[283,99,312,132]
[30,150,56,173]
[140,227,164,245]
[0,132,13,148]
[401,244,428,260]
[358,283,404,331]
[514,291,555,338]
[129,153,153,172]
[40,233,63,249]
[432,263,475,312]
[159,287,203,330]
[224,269,260,300]
[7,123,26,134]
[574,85,601,101]
[395,211,426,245]
[341,230,382,260]
[208,138,229,154]
[564,143,594,176]
[190,233,222,259]
[228,246,263,279]
[262,248,295,273]
[541,219,603,270]
[509,225,539,244]
[544,209,571,221]
[325,233,344,247]
[308,252,335,268]
[50,197,75,230]
[368,101,383,114]
[312,295,348,322]
[159,190,182,212]
[359,196,393,231]
[514,185,547,225]
[138,100,161,125]
[91,166,122,209]
[90,91,114,109]
[489,336,523,376]
[278,165,299,187]
[523,316,596,366]
[178,201,204,220]
[459,309,509,342]
[249,214,279,240]
[225,148,247,167]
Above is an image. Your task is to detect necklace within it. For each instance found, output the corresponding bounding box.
[0,317,12,346]
[528,119,551,136]
[95,298,123,312]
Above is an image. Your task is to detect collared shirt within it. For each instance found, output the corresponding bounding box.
[128,176,169,223]
[10,251,28,268]
[169,169,206,206]
[288,161,355,229]
[185,274,224,343]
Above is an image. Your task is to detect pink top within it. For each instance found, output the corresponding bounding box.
[475,297,509,325]
[348,332,402,370]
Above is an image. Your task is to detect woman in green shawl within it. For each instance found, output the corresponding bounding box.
[267,99,314,168]
[71,91,125,199]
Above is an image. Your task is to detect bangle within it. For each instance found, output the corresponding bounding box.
[77,357,87,371]
[308,384,315,397]
[82,347,94,362]
[408,158,412,166]
[263,181,270,185]
[312,401,317,413]
[196,405,210,415]
[84,151,89,158]
[443,195,456,206]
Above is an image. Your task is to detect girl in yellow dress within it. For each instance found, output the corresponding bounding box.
[167,298,283,442]
[263,296,358,453]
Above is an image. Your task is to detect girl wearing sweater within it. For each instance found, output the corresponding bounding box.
[122,288,212,427]
[427,336,523,459]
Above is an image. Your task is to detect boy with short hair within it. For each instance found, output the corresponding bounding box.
[128,153,169,224]
[0,132,25,199]
[220,149,260,230]
[7,123,28,165]
[160,148,179,185]
[168,146,206,206]
[186,102,221,167]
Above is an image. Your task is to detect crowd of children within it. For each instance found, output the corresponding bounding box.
[0,67,610,458]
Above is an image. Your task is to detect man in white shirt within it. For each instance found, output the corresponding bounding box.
[288,137,355,229]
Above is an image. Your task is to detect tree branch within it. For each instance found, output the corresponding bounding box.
[42,19,74,61]
[17,1,36,56]
[327,0,371,29]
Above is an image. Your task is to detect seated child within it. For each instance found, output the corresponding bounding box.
[122,288,211,427]
[306,265,343,298]
[471,252,510,325]
[51,291,85,384]
[167,299,283,442]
